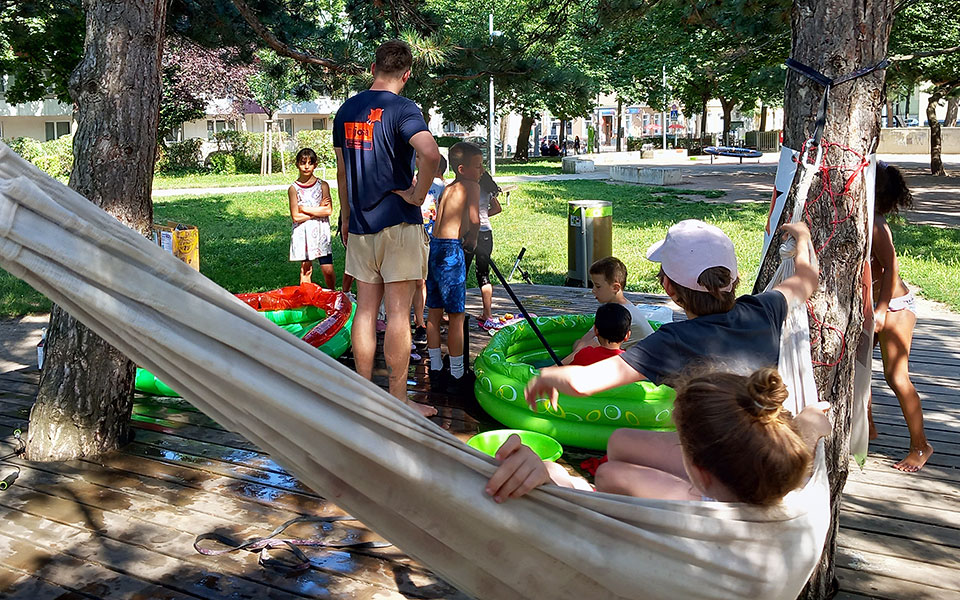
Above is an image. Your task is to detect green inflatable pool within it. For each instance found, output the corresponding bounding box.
[136,284,355,397]
[473,314,676,451]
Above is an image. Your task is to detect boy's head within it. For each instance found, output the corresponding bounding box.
[647,219,739,316]
[479,170,500,196]
[448,142,484,182]
[436,155,448,178]
[589,256,628,303]
[372,40,413,82]
[594,303,632,346]
[296,147,318,166]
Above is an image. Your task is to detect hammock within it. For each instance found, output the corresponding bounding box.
[0,142,829,600]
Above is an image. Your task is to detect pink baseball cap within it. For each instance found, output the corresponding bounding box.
[646,219,739,292]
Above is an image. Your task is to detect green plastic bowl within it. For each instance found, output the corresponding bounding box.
[467,429,563,462]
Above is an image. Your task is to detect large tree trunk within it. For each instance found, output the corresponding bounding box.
[499,115,509,158]
[928,91,945,176]
[700,95,709,142]
[754,1,894,597]
[945,96,959,127]
[27,0,167,462]
[615,98,623,152]
[760,104,768,131]
[719,96,734,145]
[513,114,534,161]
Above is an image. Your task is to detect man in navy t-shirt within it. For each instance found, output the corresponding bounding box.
[333,40,440,417]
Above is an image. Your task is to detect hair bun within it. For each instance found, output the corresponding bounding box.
[745,368,788,421]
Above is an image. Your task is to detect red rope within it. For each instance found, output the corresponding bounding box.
[792,140,869,368]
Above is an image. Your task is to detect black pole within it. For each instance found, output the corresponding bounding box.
[486,256,562,366]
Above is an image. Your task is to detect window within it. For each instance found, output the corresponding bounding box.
[280,118,293,137]
[45,121,71,141]
[642,114,650,128]
[0,75,6,93]
[312,118,327,130]
[654,114,661,126]
[206,119,237,139]
[566,121,573,135]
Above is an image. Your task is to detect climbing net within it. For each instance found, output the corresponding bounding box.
[795,139,870,368]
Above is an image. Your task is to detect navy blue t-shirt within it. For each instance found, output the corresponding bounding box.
[333,90,429,234]
[620,291,788,385]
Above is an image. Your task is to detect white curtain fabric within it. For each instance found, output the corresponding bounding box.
[0,142,830,600]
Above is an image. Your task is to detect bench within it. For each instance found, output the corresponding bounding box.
[562,156,596,174]
[609,166,682,186]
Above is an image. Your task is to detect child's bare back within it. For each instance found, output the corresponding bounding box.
[433,179,480,243]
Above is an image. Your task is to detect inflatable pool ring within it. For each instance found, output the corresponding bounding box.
[473,314,676,451]
[136,284,355,397]
[703,146,764,158]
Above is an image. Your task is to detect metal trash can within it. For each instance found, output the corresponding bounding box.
[565,200,612,287]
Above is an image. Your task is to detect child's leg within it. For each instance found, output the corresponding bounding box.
[480,284,494,321]
[476,232,494,321]
[320,263,336,290]
[300,260,313,284]
[342,273,354,294]
[878,309,933,472]
[413,279,426,328]
[426,307,444,370]
[605,428,687,479]
[595,462,700,500]
[446,312,466,378]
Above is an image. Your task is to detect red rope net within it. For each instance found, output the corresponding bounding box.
[794,140,870,368]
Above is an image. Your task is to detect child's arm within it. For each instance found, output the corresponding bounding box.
[335,149,349,245]
[488,193,502,218]
[288,186,312,224]
[871,216,898,332]
[462,182,481,251]
[525,356,645,412]
[773,222,819,306]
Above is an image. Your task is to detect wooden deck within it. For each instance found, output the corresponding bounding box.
[0,284,957,599]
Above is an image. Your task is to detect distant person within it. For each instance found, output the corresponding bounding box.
[548,140,560,156]
[333,39,441,417]
[563,303,632,366]
[868,162,932,472]
[540,139,549,156]
[574,135,581,154]
[425,142,482,390]
[288,148,335,288]
[466,171,502,330]
[412,154,448,344]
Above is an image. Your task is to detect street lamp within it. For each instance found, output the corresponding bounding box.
[489,13,502,174]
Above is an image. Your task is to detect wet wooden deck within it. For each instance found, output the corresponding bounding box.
[0,284,957,599]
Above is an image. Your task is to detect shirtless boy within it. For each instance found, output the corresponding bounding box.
[425,142,482,390]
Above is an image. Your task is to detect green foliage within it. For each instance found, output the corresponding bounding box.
[434,135,461,148]
[206,150,238,174]
[5,135,73,178]
[157,138,204,174]
[294,129,335,166]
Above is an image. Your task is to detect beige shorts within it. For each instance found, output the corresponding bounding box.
[345,222,429,284]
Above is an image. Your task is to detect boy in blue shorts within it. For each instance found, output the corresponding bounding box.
[426,142,482,389]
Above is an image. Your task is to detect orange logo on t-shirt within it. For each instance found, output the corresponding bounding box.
[344,107,384,150]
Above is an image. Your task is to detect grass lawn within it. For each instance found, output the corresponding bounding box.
[3,180,959,316]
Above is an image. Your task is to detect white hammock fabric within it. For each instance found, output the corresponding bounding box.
[0,142,829,600]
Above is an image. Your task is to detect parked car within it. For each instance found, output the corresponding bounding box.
[905,117,920,127]
[463,135,503,155]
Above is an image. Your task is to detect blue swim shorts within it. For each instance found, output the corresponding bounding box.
[425,237,466,313]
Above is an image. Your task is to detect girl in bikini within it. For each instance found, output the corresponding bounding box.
[869,162,932,472]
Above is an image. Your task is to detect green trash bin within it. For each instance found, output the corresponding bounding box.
[565,200,612,287]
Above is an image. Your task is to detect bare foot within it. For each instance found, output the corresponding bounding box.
[409,400,438,417]
[893,443,933,472]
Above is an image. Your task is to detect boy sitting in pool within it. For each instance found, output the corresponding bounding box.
[570,257,654,356]
[562,303,631,366]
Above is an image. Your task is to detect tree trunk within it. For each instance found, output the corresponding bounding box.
[719,96,734,145]
[883,83,894,127]
[760,104,768,131]
[945,96,959,127]
[700,95,709,144]
[615,98,623,152]
[499,115,509,158]
[27,0,167,462]
[559,118,566,155]
[755,1,894,597]
[513,114,534,161]
[928,91,945,176]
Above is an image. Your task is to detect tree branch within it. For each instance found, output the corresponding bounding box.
[230,0,362,74]
[891,45,960,61]
[433,69,531,84]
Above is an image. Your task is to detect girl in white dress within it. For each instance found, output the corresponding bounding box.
[289,148,335,287]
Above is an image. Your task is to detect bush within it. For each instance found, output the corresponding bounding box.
[6,135,73,178]
[205,150,238,174]
[434,135,461,148]
[158,138,204,173]
[294,129,335,167]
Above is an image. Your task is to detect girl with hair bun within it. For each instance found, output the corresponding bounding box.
[485,367,831,506]
[869,162,932,472]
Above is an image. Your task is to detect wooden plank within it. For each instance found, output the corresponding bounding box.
[841,495,960,538]
[836,547,960,595]
[838,528,960,569]
[847,463,960,496]
[0,563,98,600]
[836,566,960,600]
[840,511,960,553]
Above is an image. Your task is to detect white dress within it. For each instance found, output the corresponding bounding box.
[289,179,331,261]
